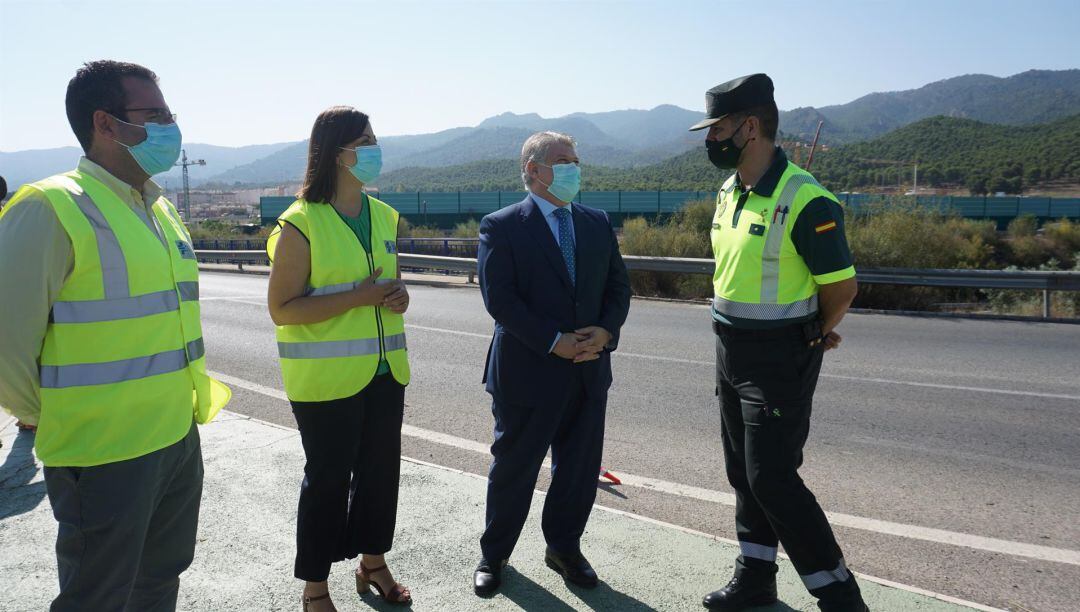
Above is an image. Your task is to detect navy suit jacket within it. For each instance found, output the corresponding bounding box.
[478,195,632,407]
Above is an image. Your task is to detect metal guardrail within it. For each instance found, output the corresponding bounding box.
[196,251,1080,319]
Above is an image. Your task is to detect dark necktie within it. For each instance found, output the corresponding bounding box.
[553,207,575,285]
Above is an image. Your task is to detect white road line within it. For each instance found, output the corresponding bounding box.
[210,372,287,401]
[204,297,267,306]
[848,435,1080,479]
[208,369,1080,568]
[823,373,1080,402]
[405,324,489,339]
[402,323,1080,401]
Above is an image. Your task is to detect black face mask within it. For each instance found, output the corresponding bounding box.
[706,119,749,170]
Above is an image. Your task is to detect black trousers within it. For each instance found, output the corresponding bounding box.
[481,372,607,562]
[290,373,405,582]
[715,321,863,608]
[44,422,202,612]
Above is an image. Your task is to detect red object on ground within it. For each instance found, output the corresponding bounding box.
[598,468,622,485]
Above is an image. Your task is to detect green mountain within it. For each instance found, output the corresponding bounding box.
[375,112,1080,195]
[0,141,295,192]
[204,107,706,185]
[7,69,1079,191]
[781,69,1080,144]
[812,113,1080,194]
[372,146,725,193]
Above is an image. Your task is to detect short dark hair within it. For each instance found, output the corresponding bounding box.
[298,107,371,204]
[65,60,159,153]
[0,176,7,199]
[740,102,779,141]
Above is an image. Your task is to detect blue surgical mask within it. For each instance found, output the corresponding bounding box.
[111,115,182,176]
[539,163,581,203]
[343,144,383,184]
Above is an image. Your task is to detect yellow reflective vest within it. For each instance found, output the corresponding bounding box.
[2,171,230,467]
[711,162,852,321]
[267,197,410,402]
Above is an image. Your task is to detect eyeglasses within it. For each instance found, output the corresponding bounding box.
[115,107,177,124]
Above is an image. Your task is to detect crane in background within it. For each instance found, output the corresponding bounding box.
[175,149,206,220]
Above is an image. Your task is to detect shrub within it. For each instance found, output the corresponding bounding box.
[452,219,481,238]
[398,218,444,238]
[620,199,713,299]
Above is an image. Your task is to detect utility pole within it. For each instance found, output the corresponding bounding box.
[175,149,206,220]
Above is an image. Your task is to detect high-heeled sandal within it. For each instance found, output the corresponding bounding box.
[301,592,335,612]
[357,563,412,605]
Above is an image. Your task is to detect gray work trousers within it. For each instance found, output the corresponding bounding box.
[43,422,203,612]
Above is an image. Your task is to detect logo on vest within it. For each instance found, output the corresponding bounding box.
[175,240,196,260]
[716,199,728,218]
[384,240,397,254]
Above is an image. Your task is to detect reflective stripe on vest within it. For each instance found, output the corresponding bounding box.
[760,174,821,303]
[70,191,129,298]
[712,294,819,320]
[306,281,358,297]
[51,282,198,324]
[278,332,407,359]
[40,337,204,389]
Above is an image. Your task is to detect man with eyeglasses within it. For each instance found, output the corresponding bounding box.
[0,60,229,611]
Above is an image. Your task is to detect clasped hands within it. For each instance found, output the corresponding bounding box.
[353,267,409,314]
[553,326,611,363]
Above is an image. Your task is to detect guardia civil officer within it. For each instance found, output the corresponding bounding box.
[690,74,867,612]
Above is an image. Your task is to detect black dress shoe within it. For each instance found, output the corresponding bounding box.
[702,575,777,610]
[473,558,506,597]
[544,547,599,588]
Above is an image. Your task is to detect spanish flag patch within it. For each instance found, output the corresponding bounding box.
[815,221,838,234]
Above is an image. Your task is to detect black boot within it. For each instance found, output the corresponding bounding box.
[703,574,778,610]
[473,558,507,597]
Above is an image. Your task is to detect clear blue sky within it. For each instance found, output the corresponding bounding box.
[1,0,1078,151]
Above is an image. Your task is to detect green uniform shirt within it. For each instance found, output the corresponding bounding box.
[337,195,391,376]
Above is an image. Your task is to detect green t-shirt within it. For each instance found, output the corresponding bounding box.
[337,197,391,376]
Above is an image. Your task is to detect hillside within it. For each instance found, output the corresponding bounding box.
[372,147,724,192]
[780,69,1080,143]
[0,141,295,191]
[375,112,1080,195]
[812,113,1080,194]
[6,69,1079,190]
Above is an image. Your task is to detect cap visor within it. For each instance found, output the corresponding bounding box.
[688,115,726,131]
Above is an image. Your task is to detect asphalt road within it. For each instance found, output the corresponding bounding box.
[199,271,1080,612]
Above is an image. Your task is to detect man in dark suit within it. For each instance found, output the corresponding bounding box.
[473,131,632,596]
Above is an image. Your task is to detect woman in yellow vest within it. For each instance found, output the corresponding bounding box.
[267,107,412,610]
